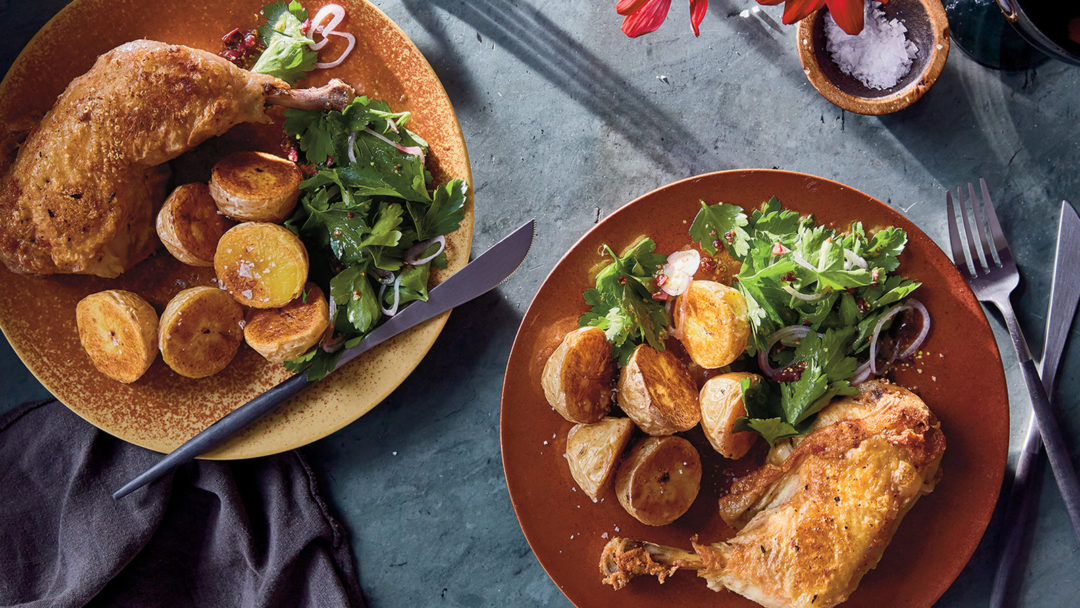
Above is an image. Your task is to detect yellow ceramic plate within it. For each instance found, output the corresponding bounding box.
[0,0,473,458]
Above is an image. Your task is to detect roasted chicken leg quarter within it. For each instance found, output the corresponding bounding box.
[0,39,355,277]
[600,380,946,608]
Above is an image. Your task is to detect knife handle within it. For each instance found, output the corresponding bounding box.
[111,372,310,499]
[1015,356,1080,543]
[989,422,1045,608]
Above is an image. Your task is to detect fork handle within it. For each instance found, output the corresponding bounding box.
[999,305,1080,543]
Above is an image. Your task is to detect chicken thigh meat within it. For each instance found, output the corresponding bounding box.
[600,380,946,608]
[0,39,354,277]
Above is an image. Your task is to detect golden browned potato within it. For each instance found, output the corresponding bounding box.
[159,286,244,378]
[700,372,761,459]
[617,344,700,436]
[156,183,236,267]
[615,436,702,526]
[673,280,750,369]
[75,290,158,383]
[541,326,616,423]
[214,222,309,309]
[565,417,636,501]
[209,151,302,222]
[244,283,331,363]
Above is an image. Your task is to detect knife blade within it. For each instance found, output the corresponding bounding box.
[113,220,536,499]
[990,201,1080,607]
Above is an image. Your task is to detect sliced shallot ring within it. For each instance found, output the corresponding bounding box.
[308,4,346,50]
[405,235,446,266]
[364,127,426,164]
[659,249,701,296]
[895,299,931,360]
[850,359,872,384]
[844,249,868,270]
[791,252,818,274]
[372,268,396,285]
[347,132,357,164]
[321,331,344,353]
[379,273,403,317]
[757,325,813,379]
[869,303,910,376]
[781,284,826,302]
[314,31,356,69]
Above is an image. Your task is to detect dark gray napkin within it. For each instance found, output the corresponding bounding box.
[0,400,365,608]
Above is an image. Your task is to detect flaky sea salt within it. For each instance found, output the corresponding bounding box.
[825,2,918,90]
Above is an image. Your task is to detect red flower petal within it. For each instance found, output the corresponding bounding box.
[757,0,786,5]
[621,0,673,37]
[780,0,825,24]
[616,0,648,16]
[690,0,709,36]
[826,0,865,34]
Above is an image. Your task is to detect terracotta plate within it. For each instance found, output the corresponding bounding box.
[0,0,473,458]
[500,170,1007,607]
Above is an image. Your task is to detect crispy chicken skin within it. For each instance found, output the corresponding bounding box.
[600,380,946,608]
[0,40,353,278]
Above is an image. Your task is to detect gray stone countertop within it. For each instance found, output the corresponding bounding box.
[2,0,1079,606]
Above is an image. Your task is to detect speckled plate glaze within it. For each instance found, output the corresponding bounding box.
[501,170,1007,607]
[0,0,473,458]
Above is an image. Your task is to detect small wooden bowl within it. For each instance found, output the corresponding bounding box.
[796,0,950,115]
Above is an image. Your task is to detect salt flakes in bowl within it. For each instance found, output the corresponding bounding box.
[825,2,919,90]
[796,0,949,114]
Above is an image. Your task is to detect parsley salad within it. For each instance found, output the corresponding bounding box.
[239,1,469,380]
[579,197,930,445]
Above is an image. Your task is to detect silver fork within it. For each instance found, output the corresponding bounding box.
[946,179,1080,543]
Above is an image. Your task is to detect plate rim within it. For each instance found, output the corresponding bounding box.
[499,168,1008,607]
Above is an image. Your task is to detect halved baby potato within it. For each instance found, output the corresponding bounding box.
[159,286,244,378]
[541,326,616,424]
[244,283,331,364]
[700,372,761,459]
[565,417,635,501]
[215,222,309,309]
[156,183,235,267]
[673,280,750,369]
[617,344,700,436]
[615,436,702,526]
[209,151,302,222]
[75,290,158,383]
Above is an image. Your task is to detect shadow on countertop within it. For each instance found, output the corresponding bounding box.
[402,0,723,177]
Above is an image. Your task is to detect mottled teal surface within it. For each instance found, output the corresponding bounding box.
[1,1,1078,606]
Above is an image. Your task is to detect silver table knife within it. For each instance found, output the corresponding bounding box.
[113,220,536,499]
[990,201,1080,607]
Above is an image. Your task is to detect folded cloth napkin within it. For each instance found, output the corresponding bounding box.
[0,400,365,608]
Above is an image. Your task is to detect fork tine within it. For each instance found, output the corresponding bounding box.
[979,178,1014,265]
[970,182,1000,267]
[946,191,972,276]
[958,185,988,272]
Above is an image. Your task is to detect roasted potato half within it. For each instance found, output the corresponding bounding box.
[541,326,616,423]
[565,417,635,501]
[673,280,750,369]
[617,344,700,436]
[75,290,158,383]
[700,372,761,459]
[244,283,331,363]
[615,436,702,526]
[156,183,235,267]
[209,151,302,222]
[215,222,309,309]
[159,286,244,378]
